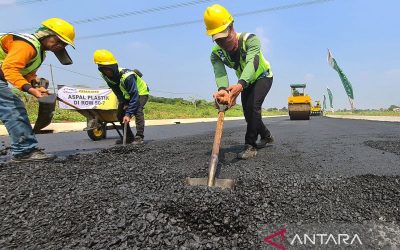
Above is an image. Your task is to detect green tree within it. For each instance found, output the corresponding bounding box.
[388,105,399,111]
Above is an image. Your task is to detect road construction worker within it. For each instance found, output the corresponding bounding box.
[204,4,274,159]
[93,49,149,145]
[0,18,75,162]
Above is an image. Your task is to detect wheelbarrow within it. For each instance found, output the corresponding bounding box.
[57,97,123,141]
[78,108,123,141]
[34,93,124,141]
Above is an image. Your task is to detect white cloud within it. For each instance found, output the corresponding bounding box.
[0,0,16,5]
[254,26,270,52]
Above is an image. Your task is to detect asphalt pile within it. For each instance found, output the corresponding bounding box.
[1,130,399,249]
[365,140,400,156]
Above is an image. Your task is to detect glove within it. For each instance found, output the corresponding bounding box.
[38,78,49,89]
[31,78,50,96]
[31,77,49,89]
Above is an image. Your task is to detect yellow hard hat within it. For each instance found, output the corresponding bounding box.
[42,18,75,47]
[204,4,234,36]
[93,49,118,65]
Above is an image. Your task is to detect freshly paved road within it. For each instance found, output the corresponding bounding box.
[1,117,283,161]
[1,116,398,173]
[1,116,399,249]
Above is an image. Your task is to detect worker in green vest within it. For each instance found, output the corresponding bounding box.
[204,4,274,159]
[93,50,149,145]
[0,18,75,162]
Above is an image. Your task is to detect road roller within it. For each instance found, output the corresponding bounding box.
[311,101,323,116]
[288,84,311,120]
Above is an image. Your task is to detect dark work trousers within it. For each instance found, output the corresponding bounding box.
[117,95,149,139]
[241,76,273,147]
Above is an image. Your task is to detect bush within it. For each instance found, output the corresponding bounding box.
[2,91,286,124]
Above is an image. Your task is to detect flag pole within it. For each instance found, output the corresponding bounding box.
[348,97,355,112]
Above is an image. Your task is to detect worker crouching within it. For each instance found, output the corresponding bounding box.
[94,49,149,145]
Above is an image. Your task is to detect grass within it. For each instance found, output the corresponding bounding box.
[10,91,399,125]
[11,92,286,124]
[325,111,400,116]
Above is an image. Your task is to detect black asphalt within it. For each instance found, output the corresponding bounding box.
[1,117,286,161]
[0,116,399,249]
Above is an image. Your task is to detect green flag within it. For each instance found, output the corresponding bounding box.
[327,87,333,109]
[327,49,354,109]
[323,95,327,110]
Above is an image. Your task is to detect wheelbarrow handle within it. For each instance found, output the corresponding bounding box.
[54,96,81,110]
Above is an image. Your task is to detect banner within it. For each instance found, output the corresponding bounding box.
[327,87,334,110]
[327,49,354,109]
[57,86,118,110]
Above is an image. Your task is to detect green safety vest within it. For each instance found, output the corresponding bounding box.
[0,33,45,76]
[212,32,272,83]
[101,68,149,100]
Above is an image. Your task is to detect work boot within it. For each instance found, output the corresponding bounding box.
[257,135,274,149]
[11,149,56,162]
[132,136,144,145]
[115,137,134,145]
[237,144,257,160]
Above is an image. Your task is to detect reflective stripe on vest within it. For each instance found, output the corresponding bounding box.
[101,68,149,100]
[212,32,272,83]
[0,33,45,76]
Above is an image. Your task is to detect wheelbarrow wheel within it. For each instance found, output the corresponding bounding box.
[87,122,107,141]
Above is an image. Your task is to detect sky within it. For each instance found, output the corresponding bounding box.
[1,0,399,110]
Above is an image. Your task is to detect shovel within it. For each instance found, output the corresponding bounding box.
[122,122,128,146]
[33,94,57,133]
[186,101,235,190]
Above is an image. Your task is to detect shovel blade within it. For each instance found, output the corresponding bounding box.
[33,94,57,133]
[38,94,57,104]
[186,177,235,190]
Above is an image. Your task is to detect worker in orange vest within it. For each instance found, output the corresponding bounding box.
[0,18,75,162]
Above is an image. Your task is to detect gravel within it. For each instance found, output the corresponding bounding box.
[1,127,399,249]
[365,140,400,156]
